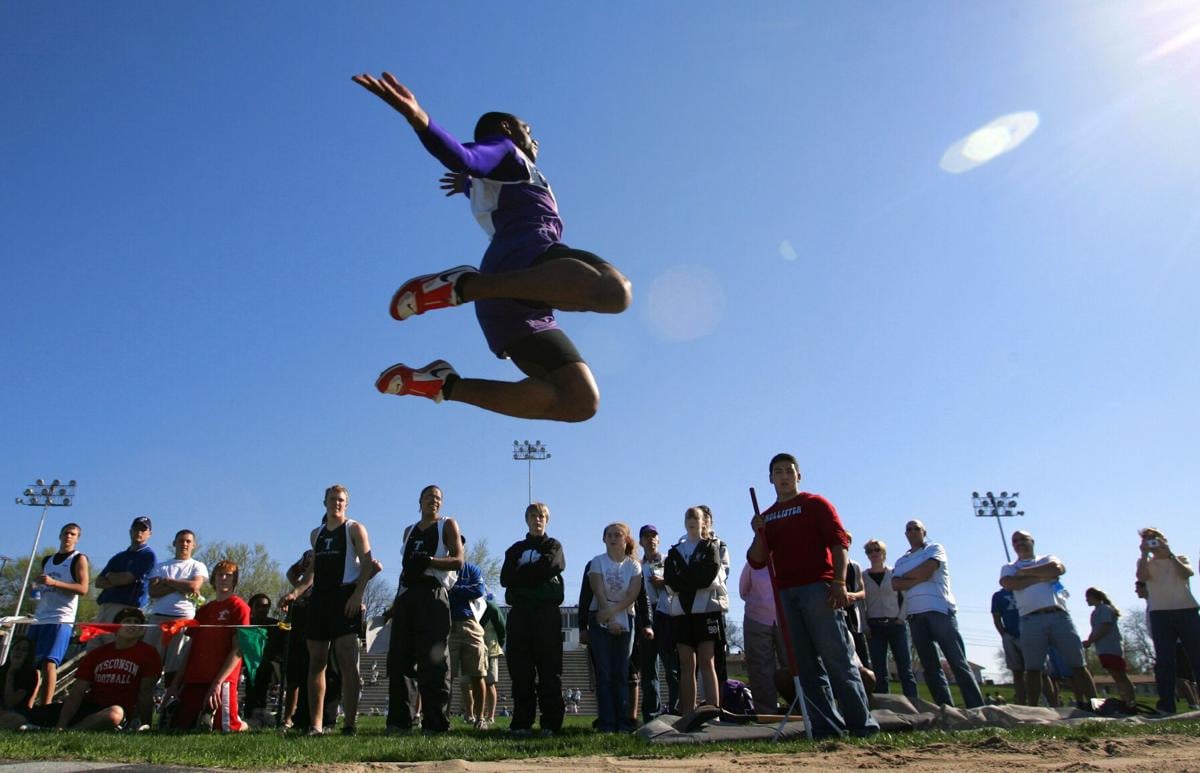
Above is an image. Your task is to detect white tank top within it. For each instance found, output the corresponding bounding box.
[35,551,81,623]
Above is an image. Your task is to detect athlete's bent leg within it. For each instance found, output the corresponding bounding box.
[447,362,599,422]
[461,257,632,314]
[378,328,601,421]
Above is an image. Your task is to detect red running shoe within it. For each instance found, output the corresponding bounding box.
[375,360,457,403]
[389,265,478,321]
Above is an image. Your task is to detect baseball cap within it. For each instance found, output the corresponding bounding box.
[639,524,658,537]
[130,515,152,531]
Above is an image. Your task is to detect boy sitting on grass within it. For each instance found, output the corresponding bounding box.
[24,607,160,730]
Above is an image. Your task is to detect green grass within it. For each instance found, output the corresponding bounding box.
[0,715,1198,769]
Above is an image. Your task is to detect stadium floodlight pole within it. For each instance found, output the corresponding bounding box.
[512,440,551,504]
[971,490,1024,562]
[4,479,76,665]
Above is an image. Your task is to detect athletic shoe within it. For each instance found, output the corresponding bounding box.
[390,265,477,321]
[375,360,457,403]
[340,725,357,736]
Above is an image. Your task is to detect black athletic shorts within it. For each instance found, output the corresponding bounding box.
[671,612,723,648]
[306,585,363,642]
[479,241,610,359]
[506,328,584,375]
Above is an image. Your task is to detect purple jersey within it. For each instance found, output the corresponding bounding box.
[418,120,562,255]
[417,119,565,357]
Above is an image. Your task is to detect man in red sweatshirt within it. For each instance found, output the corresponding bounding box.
[747,452,878,739]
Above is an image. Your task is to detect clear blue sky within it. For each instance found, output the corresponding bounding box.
[4,2,1199,677]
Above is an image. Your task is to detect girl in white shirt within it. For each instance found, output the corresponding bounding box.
[588,522,642,732]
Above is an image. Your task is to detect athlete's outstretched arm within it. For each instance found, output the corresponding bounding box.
[354,71,521,179]
[352,72,429,131]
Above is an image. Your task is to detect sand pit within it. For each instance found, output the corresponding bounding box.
[311,733,1200,772]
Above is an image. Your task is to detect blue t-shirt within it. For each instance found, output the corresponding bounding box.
[96,544,156,607]
[991,588,1021,636]
[418,119,562,251]
[449,562,485,621]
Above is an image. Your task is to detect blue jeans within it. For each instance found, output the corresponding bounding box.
[778,582,879,738]
[641,612,679,719]
[1149,607,1200,713]
[866,619,919,702]
[907,610,984,708]
[589,616,634,731]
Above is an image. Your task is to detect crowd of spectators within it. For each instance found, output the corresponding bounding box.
[3,456,1199,738]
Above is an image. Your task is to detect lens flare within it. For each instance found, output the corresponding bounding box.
[641,265,726,343]
[940,112,1040,174]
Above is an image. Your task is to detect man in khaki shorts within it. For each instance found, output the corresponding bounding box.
[448,547,488,727]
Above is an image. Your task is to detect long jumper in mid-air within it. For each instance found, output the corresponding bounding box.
[353,72,632,422]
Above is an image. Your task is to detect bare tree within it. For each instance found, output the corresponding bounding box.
[194,541,289,604]
[725,619,744,651]
[361,572,393,618]
[1119,604,1155,674]
[465,538,502,595]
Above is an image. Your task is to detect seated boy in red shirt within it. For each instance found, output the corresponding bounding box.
[23,607,161,730]
[164,559,250,731]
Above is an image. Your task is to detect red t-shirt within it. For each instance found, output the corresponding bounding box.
[77,640,162,715]
[183,595,249,685]
[750,492,849,589]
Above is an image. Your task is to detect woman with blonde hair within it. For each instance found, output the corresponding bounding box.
[862,538,918,701]
[587,522,642,732]
[1082,587,1136,708]
[1136,527,1200,714]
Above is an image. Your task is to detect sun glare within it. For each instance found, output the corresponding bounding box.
[641,265,726,343]
[1141,19,1200,62]
[940,112,1040,174]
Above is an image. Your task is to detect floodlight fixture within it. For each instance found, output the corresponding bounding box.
[513,440,552,505]
[971,489,1024,562]
[5,479,77,664]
